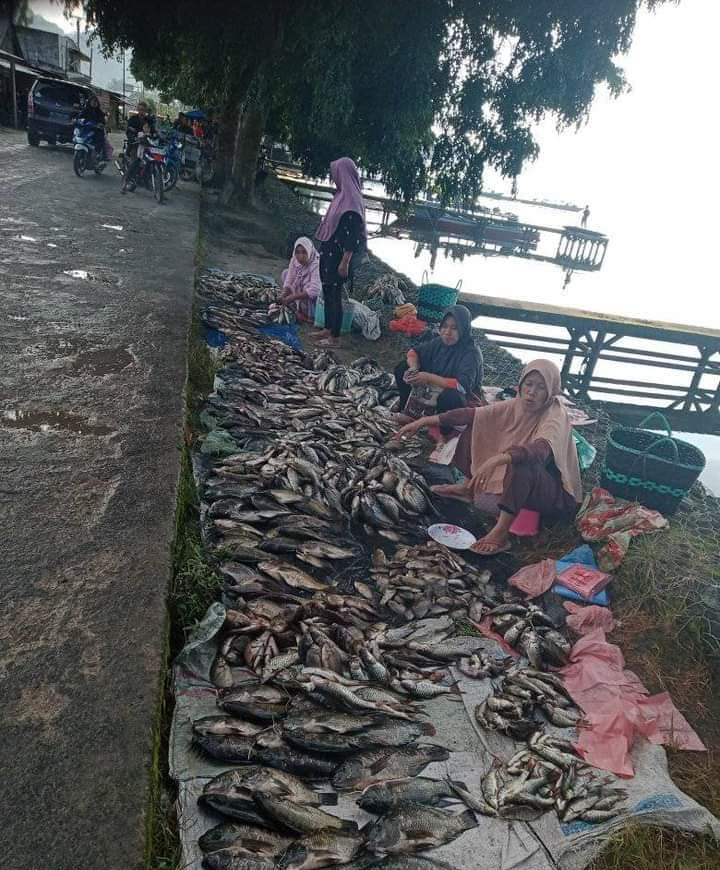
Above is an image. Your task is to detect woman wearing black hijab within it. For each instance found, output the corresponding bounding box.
[394,305,483,427]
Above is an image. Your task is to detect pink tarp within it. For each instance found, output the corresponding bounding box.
[559,628,706,777]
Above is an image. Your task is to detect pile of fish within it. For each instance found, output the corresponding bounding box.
[483,601,573,668]
[475,735,627,824]
[182,268,629,870]
[193,666,480,869]
[365,542,493,623]
[474,666,584,738]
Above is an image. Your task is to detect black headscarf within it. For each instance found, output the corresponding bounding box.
[415,304,484,395]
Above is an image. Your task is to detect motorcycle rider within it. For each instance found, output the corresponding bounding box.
[121,101,157,193]
[78,94,107,158]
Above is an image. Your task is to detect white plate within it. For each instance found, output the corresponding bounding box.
[428,523,476,550]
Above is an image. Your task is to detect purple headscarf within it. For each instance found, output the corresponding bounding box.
[315,157,367,242]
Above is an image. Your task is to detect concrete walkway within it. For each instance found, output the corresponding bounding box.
[0,130,198,870]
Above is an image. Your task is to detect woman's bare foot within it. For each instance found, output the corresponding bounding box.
[430,483,472,502]
[470,532,511,555]
[312,328,331,340]
[317,337,340,348]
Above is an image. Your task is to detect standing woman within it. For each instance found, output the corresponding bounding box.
[314,157,366,348]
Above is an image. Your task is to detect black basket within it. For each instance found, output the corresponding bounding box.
[600,412,705,515]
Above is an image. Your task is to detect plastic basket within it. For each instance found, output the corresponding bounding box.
[417,273,461,323]
[600,412,705,515]
[314,298,353,334]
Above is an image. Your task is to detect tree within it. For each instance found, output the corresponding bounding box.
[71,0,674,204]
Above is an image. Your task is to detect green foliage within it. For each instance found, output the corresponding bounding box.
[71,0,675,202]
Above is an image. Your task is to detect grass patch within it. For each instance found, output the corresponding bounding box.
[594,825,720,870]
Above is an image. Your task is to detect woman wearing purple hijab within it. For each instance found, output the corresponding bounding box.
[314,157,366,348]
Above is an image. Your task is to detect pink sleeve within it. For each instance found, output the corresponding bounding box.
[302,257,322,299]
[284,258,300,290]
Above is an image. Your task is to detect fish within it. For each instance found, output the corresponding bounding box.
[193,716,265,739]
[253,730,339,779]
[366,803,477,856]
[202,852,276,870]
[219,684,289,721]
[358,777,470,813]
[277,829,365,870]
[331,744,450,790]
[283,718,435,753]
[259,560,328,591]
[200,766,338,822]
[199,821,293,855]
[254,794,358,835]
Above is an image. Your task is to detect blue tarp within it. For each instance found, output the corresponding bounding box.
[258,324,302,351]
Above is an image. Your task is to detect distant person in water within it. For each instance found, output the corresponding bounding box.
[280,237,321,323]
[313,157,366,348]
[396,359,582,556]
[393,305,483,431]
[581,205,590,228]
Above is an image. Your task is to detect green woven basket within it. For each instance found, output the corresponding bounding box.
[600,412,705,515]
[417,273,462,323]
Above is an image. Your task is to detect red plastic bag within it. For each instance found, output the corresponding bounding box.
[563,601,616,635]
[508,559,556,598]
[389,315,427,336]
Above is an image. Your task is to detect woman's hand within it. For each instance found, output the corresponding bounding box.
[395,418,425,439]
[405,370,431,386]
[338,252,352,279]
[471,453,512,492]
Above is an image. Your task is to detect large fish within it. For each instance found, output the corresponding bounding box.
[283,719,435,754]
[358,777,469,814]
[199,821,293,855]
[331,745,450,790]
[277,829,364,870]
[202,853,275,870]
[366,803,477,856]
[219,684,289,721]
[200,766,338,822]
[254,794,358,835]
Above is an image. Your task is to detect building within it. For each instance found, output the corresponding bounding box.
[0,15,125,129]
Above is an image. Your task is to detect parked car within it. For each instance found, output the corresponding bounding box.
[26,78,96,147]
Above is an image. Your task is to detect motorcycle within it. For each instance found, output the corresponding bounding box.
[117,132,180,192]
[121,132,167,203]
[177,133,214,185]
[72,120,108,177]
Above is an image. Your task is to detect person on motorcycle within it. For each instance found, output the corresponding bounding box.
[121,101,157,193]
[78,94,107,156]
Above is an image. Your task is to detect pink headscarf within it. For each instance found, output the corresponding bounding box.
[469,359,583,502]
[315,157,367,242]
[284,237,321,298]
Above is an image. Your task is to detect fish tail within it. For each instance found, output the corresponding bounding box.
[317,792,339,806]
[459,807,479,830]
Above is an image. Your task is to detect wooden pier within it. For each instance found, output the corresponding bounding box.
[458,292,720,434]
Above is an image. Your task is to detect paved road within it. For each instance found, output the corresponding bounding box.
[0,129,199,870]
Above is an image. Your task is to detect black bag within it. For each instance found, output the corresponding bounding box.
[600,412,705,515]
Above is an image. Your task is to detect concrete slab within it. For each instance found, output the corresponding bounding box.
[0,130,199,870]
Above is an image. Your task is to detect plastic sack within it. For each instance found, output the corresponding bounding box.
[577,487,668,571]
[346,300,381,341]
[389,315,427,336]
[564,601,616,635]
[556,564,612,600]
[573,429,597,470]
[258,323,302,351]
[508,558,556,598]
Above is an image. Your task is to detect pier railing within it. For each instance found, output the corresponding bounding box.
[459,293,720,434]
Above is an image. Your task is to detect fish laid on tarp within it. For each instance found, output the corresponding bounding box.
[331,744,450,790]
[277,829,365,870]
[199,821,293,856]
[254,794,358,835]
[366,803,477,856]
[358,777,470,813]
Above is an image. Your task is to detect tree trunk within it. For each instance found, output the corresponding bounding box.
[214,97,240,188]
[231,101,266,205]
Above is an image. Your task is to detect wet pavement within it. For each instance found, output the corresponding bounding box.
[0,128,199,870]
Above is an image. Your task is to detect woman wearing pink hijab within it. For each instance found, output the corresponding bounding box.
[313,157,366,348]
[397,359,583,555]
[280,237,321,323]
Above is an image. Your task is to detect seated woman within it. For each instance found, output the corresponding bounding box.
[397,359,582,555]
[394,305,483,427]
[280,237,322,323]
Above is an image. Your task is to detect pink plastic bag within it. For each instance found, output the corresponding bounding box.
[576,487,668,570]
[563,601,616,635]
[104,139,114,159]
[556,564,612,599]
[559,628,705,776]
[508,558,556,598]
